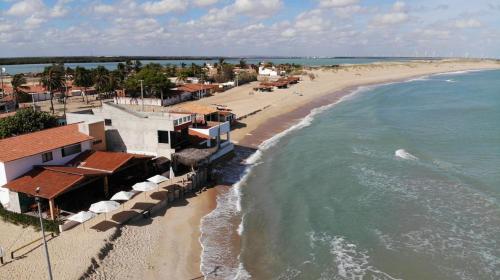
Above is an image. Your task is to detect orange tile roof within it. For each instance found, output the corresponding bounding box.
[177,83,218,93]
[0,124,94,163]
[69,151,136,173]
[43,166,108,176]
[172,103,218,116]
[4,166,109,199]
[4,168,88,199]
[1,84,49,95]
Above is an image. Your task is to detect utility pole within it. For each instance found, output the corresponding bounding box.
[36,187,54,280]
[140,79,144,112]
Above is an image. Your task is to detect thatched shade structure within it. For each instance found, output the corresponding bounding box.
[172,146,218,167]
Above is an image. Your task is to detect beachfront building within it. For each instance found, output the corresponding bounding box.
[67,102,193,159]
[171,103,237,125]
[175,84,219,100]
[0,123,106,211]
[2,84,51,102]
[67,102,234,165]
[0,121,155,220]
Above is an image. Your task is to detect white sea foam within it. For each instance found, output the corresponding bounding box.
[434,69,488,76]
[395,149,418,160]
[445,79,456,83]
[407,76,430,82]
[309,232,400,279]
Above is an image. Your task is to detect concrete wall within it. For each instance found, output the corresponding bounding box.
[114,97,162,106]
[78,121,106,151]
[30,92,51,102]
[7,191,21,212]
[67,104,179,159]
[190,121,230,138]
[113,94,193,107]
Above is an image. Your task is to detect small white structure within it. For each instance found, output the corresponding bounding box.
[259,65,279,77]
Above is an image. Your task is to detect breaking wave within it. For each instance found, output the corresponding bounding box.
[395,149,418,160]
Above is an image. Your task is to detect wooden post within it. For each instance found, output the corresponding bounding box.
[104,176,109,198]
[48,199,55,221]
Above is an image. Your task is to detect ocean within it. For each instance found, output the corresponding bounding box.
[200,69,500,279]
[0,57,421,75]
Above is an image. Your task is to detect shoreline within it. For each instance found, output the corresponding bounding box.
[2,60,499,280]
[197,65,500,278]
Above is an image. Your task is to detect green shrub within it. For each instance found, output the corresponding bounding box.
[0,204,61,233]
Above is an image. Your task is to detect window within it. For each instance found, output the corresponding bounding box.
[42,152,53,162]
[62,144,82,157]
[104,119,112,126]
[158,131,169,144]
[93,139,103,145]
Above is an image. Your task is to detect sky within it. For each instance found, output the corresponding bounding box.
[1,0,500,58]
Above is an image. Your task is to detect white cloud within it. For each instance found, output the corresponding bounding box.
[25,15,46,28]
[6,0,45,16]
[318,0,359,8]
[454,19,482,29]
[142,0,188,15]
[281,28,296,37]
[233,0,283,17]
[93,4,115,14]
[371,1,409,26]
[193,0,219,6]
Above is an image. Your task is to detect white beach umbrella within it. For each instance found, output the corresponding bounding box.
[147,175,168,184]
[169,166,175,181]
[68,211,97,231]
[132,181,157,192]
[68,211,96,223]
[89,201,120,220]
[110,191,135,201]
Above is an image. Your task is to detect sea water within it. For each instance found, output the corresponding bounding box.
[201,69,500,279]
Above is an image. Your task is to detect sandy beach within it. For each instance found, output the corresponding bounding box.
[1,59,499,280]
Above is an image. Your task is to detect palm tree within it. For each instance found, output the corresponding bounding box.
[73,66,93,103]
[176,71,189,83]
[93,66,110,106]
[11,74,28,107]
[40,64,64,114]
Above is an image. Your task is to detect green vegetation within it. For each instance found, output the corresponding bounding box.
[0,56,229,65]
[0,203,62,233]
[237,71,257,85]
[124,63,174,99]
[40,64,65,114]
[0,109,58,139]
[10,73,28,104]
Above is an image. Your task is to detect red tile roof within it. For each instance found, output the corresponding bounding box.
[1,85,49,95]
[4,168,88,199]
[68,151,138,173]
[0,124,94,163]
[177,84,218,93]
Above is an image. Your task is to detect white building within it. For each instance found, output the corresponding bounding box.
[66,102,234,162]
[259,65,279,76]
[0,123,103,210]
